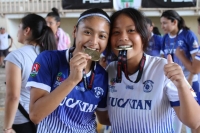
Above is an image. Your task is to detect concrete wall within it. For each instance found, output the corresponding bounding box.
[2,16,200,51]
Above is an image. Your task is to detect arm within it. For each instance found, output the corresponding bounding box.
[29,52,91,124]
[173,88,200,129]
[3,61,21,132]
[175,47,197,74]
[8,35,13,49]
[96,110,110,125]
[165,54,200,129]
[29,78,77,124]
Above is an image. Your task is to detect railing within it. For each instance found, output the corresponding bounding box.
[0,0,62,16]
[1,0,200,17]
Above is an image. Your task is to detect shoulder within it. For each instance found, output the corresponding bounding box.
[106,61,117,74]
[153,34,162,39]
[96,63,107,75]
[182,29,195,36]
[153,34,163,41]
[38,50,67,63]
[40,50,65,57]
[162,34,169,41]
[145,55,167,69]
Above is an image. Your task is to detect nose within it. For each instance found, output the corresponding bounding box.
[119,32,129,42]
[46,23,50,27]
[89,34,99,46]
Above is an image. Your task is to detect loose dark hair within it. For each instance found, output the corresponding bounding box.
[21,14,57,52]
[106,7,149,56]
[197,17,200,25]
[161,10,189,30]
[153,27,161,36]
[46,7,60,22]
[73,8,110,47]
[145,17,153,26]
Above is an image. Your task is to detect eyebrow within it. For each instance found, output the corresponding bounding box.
[113,25,135,29]
[83,26,109,35]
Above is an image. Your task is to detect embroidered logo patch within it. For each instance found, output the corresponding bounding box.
[109,85,117,93]
[110,78,116,86]
[57,72,66,82]
[30,63,40,77]
[126,85,134,90]
[178,40,184,47]
[94,87,104,98]
[53,72,66,87]
[143,80,154,93]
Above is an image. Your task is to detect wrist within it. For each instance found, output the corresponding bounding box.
[67,75,80,85]
[3,128,12,133]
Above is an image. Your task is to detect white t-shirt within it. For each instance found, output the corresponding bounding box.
[0,33,10,50]
[5,45,40,124]
[106,54,193,133]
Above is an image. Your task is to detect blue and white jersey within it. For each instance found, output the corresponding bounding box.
[101,50,117,64]
[106,55,195,133]
[162,29,199,82]
[195,48,200,60]
[26,50,108,133]
[145,33,163,57]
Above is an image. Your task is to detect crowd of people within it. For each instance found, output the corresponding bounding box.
[1,6,200,133]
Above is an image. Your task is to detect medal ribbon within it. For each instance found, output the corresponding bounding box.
[116,50,146,83]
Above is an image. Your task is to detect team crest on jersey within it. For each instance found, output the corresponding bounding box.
[53,72,66,87]
[94,87,104,98]
[143,80,154,93]
[178,40,184,47]
[193,40,199,48]
[30,63,40,77]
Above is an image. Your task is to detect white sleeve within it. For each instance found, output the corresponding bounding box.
[165,80,180,107]
[165,78,196,107]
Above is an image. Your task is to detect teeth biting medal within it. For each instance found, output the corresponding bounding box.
[115,45,133,50]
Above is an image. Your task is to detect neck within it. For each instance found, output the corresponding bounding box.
[23,40,37,46]
[127,52,143,75]
[170,28,179,36]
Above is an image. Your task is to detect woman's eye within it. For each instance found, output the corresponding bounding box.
[112,31,119,35]
[100,35,107,39]
[128,29,135,32]
[84,31,91,35]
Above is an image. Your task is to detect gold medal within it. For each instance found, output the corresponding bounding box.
[84,47,101,61]
[115,45,133,50]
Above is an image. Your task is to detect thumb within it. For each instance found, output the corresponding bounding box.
[167,54,173,64]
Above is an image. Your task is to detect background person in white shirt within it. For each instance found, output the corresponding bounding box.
[0,27,13,67]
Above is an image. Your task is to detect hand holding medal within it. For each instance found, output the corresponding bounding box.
[84,47,101,61]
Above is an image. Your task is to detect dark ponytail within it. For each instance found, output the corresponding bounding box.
[21,14,57,52]
[178,16,189,30]
[47,7,60,22]
[161,10,189,30]
[35,25,57,52]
